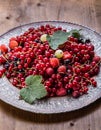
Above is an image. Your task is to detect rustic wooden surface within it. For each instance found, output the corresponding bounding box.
[0,0,101,130]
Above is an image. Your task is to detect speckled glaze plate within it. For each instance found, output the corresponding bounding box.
[0,21,101,114]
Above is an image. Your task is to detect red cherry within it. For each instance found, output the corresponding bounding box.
[63,51,72,60]
[50,58,59,68]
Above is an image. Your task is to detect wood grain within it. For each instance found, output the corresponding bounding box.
[0,0,101,130]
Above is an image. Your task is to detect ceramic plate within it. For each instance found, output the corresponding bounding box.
[0,21,101,114]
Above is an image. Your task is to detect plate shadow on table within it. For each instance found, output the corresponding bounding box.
[0,98,101,124]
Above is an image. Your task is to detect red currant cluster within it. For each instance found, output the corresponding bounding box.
[0,24,100,98]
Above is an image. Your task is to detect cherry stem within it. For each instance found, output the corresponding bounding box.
[88,60,101,73]
[1,54,10,64]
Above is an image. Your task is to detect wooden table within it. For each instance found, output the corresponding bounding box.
[0,0,101,130]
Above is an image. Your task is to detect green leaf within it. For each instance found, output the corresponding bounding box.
[25,75,42,86]
[69,29,81,39]
[20,75,47,104]
[47,29,82,50]
[20,87,36,104]
[47,30,70,50]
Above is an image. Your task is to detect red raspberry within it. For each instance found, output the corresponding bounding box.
[57,65,66,74]
[63,51,72,60]
[10,37,17,41]
[9,40,18,49]
[46,67,54,76]
[72,91,79,98]
[0,44,8,53]
[50,58,59,68]
[56,88,67,96]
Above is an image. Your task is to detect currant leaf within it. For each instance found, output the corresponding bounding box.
[20,75,47,104]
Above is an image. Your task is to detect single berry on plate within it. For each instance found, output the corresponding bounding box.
[0,44,8,53]
[55,49,63,58]
[40,34,47,42]
[46,67,54,76]
[93,56,100,62]
[63,51,72,60]
[9,40,18,49]
[57,65,66,74]
[72,91,80,98]
[56,88,67,96]
[50,58,59,68]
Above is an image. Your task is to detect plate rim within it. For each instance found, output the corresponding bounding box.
[0,20,101,38]
[0,20,101,114]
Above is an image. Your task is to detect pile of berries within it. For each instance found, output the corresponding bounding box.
[0,24,100,98]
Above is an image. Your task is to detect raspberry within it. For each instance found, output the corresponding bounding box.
[50,58,59,68]
[10,37,17,41]
[56,88,67,96]
[0,44,8,53]
[9,40,18,49]
[72,91,79,98]
[57,65,66,74]
[46,67,54,76]
[63,51,72,60]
